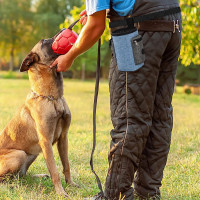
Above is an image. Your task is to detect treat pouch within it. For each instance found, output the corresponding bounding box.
[112,30,145,72]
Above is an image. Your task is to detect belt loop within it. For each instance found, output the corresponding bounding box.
[173,20,181,33]
[134,22,140,30]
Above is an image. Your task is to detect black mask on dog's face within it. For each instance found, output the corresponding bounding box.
[41,38,60,61]
[20,38,60,72]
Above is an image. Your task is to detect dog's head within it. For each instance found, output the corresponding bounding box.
[20,37,59,72]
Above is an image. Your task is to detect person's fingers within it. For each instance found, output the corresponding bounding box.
[80,10,87,25]
[50,59,58,68]
[80,10,87,16]
[80,17,84,24]
[56,66,62,72]
[80,16,87,25]
[82,17,87,25]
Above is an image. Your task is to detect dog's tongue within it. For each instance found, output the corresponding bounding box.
[52,28,78,55]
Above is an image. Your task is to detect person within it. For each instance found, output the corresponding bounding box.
[50,0,182,199]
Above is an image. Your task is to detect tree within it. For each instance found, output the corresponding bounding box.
[0,0,34,71]
[33,0,82,40]
[179,0,200,66]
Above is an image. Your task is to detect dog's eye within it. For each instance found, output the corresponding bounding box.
[43,39,48,43]
[41,39,47,48]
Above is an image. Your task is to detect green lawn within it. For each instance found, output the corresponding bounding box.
[0,78,199,200]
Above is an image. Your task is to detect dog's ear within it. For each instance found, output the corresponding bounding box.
[20,52,40,72]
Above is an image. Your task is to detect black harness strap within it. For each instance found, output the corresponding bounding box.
[109,7,181,28]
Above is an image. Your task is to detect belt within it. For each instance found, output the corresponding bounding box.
[109,7,182,33]
[134,20,181,32]
[110,20,181,33]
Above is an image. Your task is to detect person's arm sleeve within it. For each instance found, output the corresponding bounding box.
[86,0,110,15]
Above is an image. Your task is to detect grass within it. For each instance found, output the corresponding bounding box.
[0,78,199,200]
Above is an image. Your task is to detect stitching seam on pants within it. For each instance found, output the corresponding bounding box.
[121,72,129,155]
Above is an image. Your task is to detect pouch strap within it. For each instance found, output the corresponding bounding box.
[109,7,181,29]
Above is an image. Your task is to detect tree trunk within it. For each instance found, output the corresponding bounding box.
[9,47,14,71]
[81,62,85,81]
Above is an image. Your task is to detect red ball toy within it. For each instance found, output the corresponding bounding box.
[52,28,78,55]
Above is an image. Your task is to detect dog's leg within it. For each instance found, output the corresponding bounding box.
[35,118,68,197]
[57,103,75,186]
[31,103,68,197]
[19,155,37,177]
[57,133,74,185]
[39,139,68,197]
[0,149,27,179]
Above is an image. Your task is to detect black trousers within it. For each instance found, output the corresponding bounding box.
[104,14,182,200]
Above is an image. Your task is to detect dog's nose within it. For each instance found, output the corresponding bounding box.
[43,39,49,44]
[41,39,54,46]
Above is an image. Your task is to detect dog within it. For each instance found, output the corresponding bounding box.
[0,36,74,197]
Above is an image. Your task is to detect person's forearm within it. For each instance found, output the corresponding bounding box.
[66,10,106,60]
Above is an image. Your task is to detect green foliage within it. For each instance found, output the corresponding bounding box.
[177,63,200,84]
[0,0,34,67]
[180,0,200,66]
[33,0,81,40]
[184,88,192,94]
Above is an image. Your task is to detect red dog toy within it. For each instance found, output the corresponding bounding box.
[52,20,79,55]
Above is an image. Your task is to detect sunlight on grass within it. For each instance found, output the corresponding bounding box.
[0,79,199,199]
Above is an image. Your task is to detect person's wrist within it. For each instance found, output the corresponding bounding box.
[69,46,79,60]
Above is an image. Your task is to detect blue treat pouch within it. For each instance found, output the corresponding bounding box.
[112,30,145,72]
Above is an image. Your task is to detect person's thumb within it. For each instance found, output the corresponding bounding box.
[80,10,87,16]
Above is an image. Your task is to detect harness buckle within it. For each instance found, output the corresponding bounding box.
[173,20,181,33]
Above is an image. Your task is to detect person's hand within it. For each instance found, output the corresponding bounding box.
[80,10,87,25]
[50,54,74,72]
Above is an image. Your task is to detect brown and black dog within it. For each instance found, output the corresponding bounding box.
[0,37,75,197]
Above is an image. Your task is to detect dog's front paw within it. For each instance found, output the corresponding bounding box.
[56,187,69,198]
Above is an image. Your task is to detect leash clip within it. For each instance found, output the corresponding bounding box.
[173,20,180,33]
